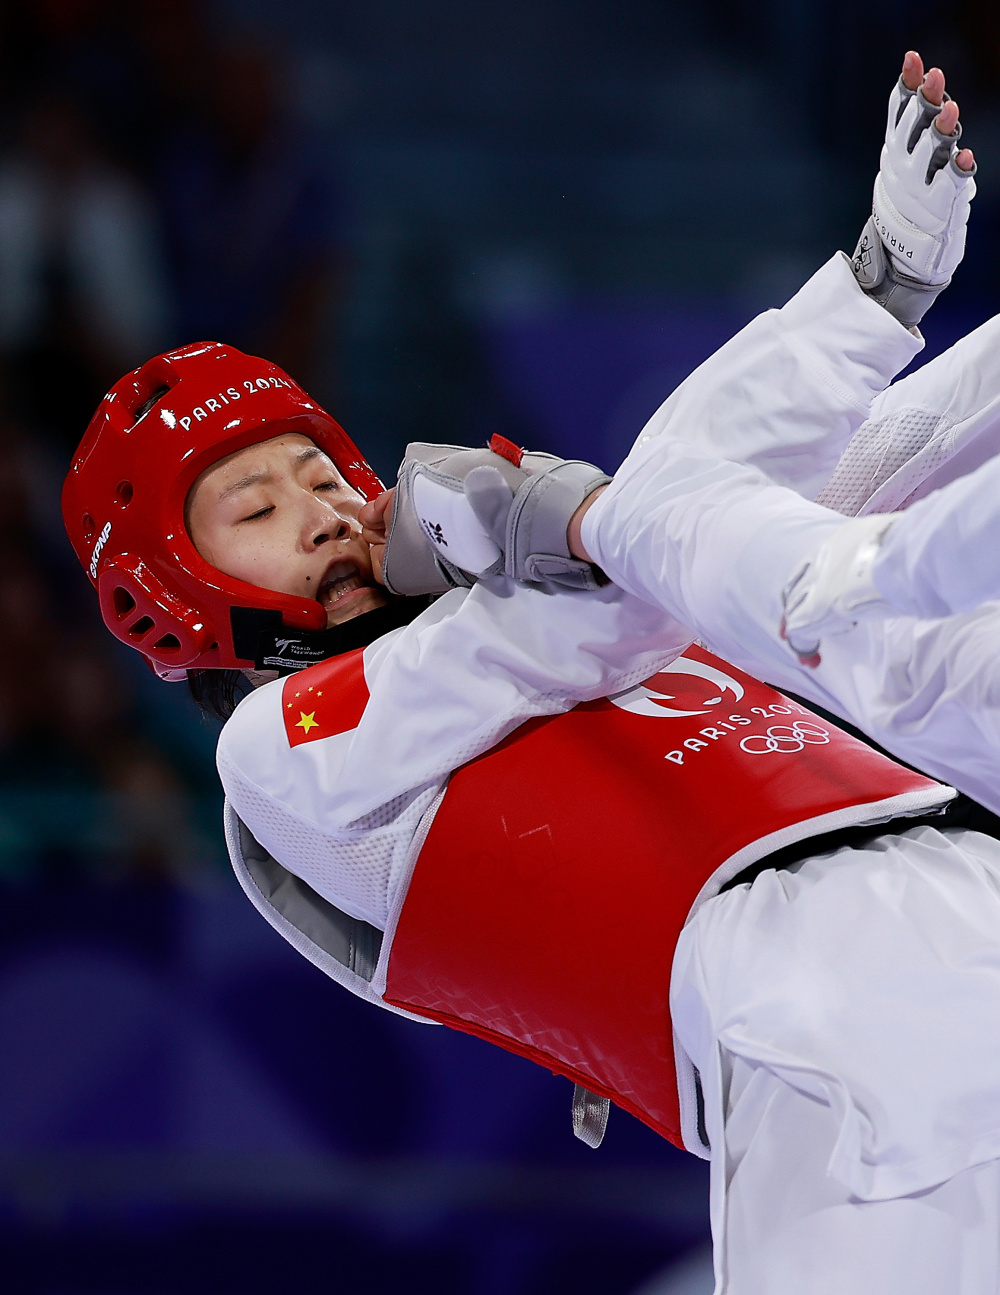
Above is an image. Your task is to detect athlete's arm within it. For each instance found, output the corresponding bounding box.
[366,53,973,597]
[618,54,975,490]
[570,238,922,581]
[218,574,691,926]
[577,442,1000,813]
[362,244,923,595]
[571,296,1000,565]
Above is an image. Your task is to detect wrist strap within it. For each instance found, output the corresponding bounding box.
[851,215,948,327]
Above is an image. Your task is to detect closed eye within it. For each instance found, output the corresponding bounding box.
[314,480,342,493]
[239,505,274,522]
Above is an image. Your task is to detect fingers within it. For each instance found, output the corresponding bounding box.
[933,96,976,171]
[902,53,973,166]
[358,510,381,544]
[360,518,386,547]
[358,488,395,546]
[358,491,392,585]
[936,98,959,136]
[902,50,924,92]
[369,540,387,586]
[922,64,945,107]
[902,55,958,127]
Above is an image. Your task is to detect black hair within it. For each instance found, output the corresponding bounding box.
[187,669,252,722]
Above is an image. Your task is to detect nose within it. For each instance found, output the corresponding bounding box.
[305,496,357,549]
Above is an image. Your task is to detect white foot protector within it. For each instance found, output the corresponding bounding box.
[780,514,899,665]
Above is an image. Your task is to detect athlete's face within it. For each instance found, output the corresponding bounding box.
[186,433,390,627]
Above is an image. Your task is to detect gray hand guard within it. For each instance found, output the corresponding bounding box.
[379,453,476,597]
[380,436,611,597]
[852,76,976,327]
[851,218,942,328]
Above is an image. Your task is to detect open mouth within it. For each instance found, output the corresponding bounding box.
[316,559,373,610]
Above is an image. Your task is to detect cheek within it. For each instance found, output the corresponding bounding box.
[201,526,300,596]
[236,541,298,591]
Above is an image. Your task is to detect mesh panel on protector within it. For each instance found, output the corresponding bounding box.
[347,787,429,832]
[219,752,440,929]
[817,409,951,516]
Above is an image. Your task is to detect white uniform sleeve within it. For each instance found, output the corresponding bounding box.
[580,250,920,643]
[346,578,690,816]
[625,253,921,498]
[581,291,1000,812]
[218,578,691,929]
[817,309,1000,516]
[585,440,1000,812]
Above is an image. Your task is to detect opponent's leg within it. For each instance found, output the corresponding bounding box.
[781,447,1000,662]
[672,826,1000,1293]
[720,1054,1000,1295]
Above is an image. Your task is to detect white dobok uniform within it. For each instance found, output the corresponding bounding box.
[583,258,1000,817]
[219,254,1000,1294]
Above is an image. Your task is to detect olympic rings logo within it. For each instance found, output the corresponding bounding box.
[739,721,831,755]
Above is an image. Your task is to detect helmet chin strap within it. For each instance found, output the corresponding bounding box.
[230,596,433,675]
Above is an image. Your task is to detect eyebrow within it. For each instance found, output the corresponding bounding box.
[216,446,334,500]
[218,470,271,500]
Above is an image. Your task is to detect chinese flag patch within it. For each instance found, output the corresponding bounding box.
[282,648,370,747]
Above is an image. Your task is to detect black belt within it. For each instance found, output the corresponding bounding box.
[720,690,1000,894]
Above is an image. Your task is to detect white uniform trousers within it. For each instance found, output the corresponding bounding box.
[717,1052,1000,1294]
[671,826,1000,1294]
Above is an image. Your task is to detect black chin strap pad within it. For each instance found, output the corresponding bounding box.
[230,596,434,674]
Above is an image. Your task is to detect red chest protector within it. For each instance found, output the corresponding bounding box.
[281,645,950,1149]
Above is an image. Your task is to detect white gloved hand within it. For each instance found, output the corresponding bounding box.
[852,75,976,326]
[878,77,975,282]
[780,514,900,665]
[380,435,610,597]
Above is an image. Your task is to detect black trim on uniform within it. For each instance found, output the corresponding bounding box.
[230,595,433,674]
[189,595,436,720]
[720,688,1000,894]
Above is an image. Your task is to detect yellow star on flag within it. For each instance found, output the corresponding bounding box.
[295,711,319,733]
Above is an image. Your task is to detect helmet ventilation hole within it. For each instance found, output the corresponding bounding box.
[133,384,171,422]
[82,513,96,540]
[152,634,181,653]
[112,587,136,619]
[114,480,134,508]
[128,616,155,639]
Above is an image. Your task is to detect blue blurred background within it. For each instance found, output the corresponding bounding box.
[0,2,997,1292]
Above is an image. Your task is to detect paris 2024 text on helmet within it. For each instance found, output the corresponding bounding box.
[62,340,420,681]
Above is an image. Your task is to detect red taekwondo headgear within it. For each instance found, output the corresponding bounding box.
[63,341,419,681]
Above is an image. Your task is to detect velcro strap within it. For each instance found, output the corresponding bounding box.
[851,217,945,328]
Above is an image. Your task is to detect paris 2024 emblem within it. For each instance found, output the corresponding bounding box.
[607,655,745,719]
[607,654,830,763]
